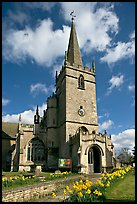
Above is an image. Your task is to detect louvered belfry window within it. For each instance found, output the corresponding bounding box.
[78,74,85,89]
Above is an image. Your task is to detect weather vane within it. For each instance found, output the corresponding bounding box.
[70,11,76,21]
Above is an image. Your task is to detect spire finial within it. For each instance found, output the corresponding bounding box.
[70,11,76,22]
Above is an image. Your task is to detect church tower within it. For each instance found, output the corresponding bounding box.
[56,15,98,167]
[3,14,115,174]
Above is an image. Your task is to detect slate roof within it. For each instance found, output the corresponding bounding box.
[2,122,18,139]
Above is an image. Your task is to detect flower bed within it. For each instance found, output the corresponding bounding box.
[45,171,74,181]
[51,166,134,202]
[2,171,75,190]
[2,175,40,190]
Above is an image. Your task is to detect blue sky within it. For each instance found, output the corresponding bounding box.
[2,2,135,154]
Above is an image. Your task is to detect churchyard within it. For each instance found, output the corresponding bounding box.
[2,166,135,202]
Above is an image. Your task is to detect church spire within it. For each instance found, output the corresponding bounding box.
[66,12,83,67]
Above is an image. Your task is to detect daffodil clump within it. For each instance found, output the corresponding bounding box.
[51,165,134,202]
[62,179,105,202]
[97,165,134,190]
[45,171,72,181]
[2,175,40,189]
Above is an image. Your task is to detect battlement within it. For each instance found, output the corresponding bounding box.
[56,63,95,83]
[47,92,56,101]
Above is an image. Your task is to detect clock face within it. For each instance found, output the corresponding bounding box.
[78,108,85,116]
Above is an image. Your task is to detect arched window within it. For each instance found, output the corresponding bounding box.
[27,138,45,162]
[88,148,93,164]
[78,75,85,89]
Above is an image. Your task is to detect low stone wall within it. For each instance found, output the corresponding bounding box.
[2,174,96,202]
[2,182,56,202]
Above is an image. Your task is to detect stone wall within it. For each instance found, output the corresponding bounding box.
[2,182,56,202]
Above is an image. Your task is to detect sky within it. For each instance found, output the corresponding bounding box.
[2,2,135,155]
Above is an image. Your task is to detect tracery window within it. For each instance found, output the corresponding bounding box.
[78,74,85,89]
[27,138,45,162]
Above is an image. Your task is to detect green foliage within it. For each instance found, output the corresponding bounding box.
[131,146,135,163]
[45,171,74,181]
[117,147,133,165]
[2,175,40,190]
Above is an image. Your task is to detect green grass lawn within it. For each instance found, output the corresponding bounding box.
[104,169,135,202]
[2,171,78,190]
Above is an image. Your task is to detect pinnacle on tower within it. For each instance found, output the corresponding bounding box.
[92,59,96,72]
[19,114,21,123]
[36,105,39,115]
[66,12,83,67]
[34,105,40,124]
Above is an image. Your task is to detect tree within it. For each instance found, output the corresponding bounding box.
[117,147,133,166]
[131,146,135,163]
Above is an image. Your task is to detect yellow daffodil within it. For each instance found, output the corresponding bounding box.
[66,186,70,191]
[52,192,56,198]
[63,189,67,195]
[22,176,25,180]
[86,189,91,194]
[98,191,102,196]
[93,189,102,196]
[106,182,110,187]
[2,178,6,182]
[85,180,92,188]
[77,191,83,197]
[68,189,73,194]
[79,179,83,184]
[101,173,105,177]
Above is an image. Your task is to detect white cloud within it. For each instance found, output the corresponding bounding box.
[3,3,134,72]
[2,98,10,106]
[61,2,119,52]
[111,129,135,152]
[130,30,135,39]
[98,119,113,132]
[2,102,47,124]
[98,112,109,119]
[100,31,135,65]
[3,2,120,70]
[128,84,135,91]
[30,83,55,97]
[107,74,124,95]
[3,18,70,67]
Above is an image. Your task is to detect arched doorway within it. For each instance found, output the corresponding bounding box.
[88,145,101,173]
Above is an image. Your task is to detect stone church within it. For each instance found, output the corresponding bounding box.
[2,16,115,174]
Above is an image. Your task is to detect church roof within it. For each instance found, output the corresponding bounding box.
[2,122,18,139]
[66,18,83,67]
